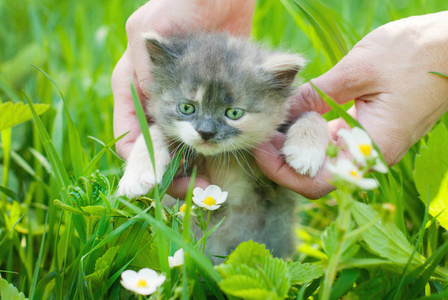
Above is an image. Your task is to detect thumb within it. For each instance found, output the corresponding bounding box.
[289,51,377,117]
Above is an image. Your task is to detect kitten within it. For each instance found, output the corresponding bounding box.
[117,32,330,261]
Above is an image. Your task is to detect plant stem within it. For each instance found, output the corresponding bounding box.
[320,190,353,300]
[202,211,211,254]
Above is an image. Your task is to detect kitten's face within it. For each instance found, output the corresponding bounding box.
[143,32,305,156]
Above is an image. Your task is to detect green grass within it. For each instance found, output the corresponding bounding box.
[1,0,448,299]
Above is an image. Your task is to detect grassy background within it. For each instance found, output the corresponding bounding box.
[1,0,448,298]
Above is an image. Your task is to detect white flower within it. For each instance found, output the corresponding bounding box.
[168,248,184,268]
[176,203,195,219]
[192,185,228,211]
[337,127,387,173]
[327,158,378,190]
[120,268,166,295]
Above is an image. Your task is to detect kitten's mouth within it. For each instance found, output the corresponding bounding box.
[195,141,220,155]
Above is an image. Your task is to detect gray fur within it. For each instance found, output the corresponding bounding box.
[143,32,305,261]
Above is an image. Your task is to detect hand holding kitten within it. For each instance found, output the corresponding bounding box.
[112,0,255,160]
[254,11,448,199]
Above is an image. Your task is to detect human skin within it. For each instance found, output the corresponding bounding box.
[111,0,255,160]
[113,4,448,199]
[253,11,448,199]
[111,0,256,196]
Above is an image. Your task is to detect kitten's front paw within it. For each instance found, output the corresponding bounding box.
[282,111,330,177]
[282,145,326,177]
[117,169,158,198]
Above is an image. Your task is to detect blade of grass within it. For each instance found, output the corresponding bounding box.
[23,92,71,193]
[29,212,49,300]
[84,133,127,175]
[32,65,85,179]
[408,239,448,296]
[119,198,221,282]
[130,83,171,296]
[329,268,360,300]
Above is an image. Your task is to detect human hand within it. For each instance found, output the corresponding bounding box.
[253,11,448,199]
[112,0,255,160]
[111,0,255,199]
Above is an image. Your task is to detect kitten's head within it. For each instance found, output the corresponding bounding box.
[142,32,305,156]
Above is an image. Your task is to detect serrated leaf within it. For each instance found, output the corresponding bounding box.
[219,275,280,300]
[128,232,160,271]
[257,256,290,298]
[217,241,291,299]
[85,247,118,290]
[288,262,323,285]
[54,200,132,217]
[0,102,49,131]
[225,240,271,266]
[0,276,27,300]
[414,123,448,230]
[350,201,425,266]
[216,263,263,281]
[322,221,359,262]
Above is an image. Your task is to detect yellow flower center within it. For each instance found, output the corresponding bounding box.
[359,144,372,156]
[180,204,187,213]
[136,279,148,287]
[350,170,359,178]
[203,196,216,207]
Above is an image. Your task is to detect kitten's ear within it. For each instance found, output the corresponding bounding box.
[142,32,177,65]
[262,53,306,88]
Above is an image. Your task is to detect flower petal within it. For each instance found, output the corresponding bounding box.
[174,248,184,261]
[192,196,203,207]
[357,178,379,190]
[151,274,166,287]
[134,285,158,295]
[216,191,228,204]
[168,256,175,269]
[204,185,222,196]
[138,268,159,280]
[373,159,388,173]
[203,204,221,211]
[193,187,205,198]
[121,270,138,282]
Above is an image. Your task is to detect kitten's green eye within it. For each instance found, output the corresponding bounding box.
[179,103,195,115]
[225,108,244,120]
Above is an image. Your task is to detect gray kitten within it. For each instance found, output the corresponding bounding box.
[118,32,330,260]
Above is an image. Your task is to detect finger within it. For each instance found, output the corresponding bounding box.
[289,49,378,119]
[327,106,358,139]
[111,49,142,159]
[167,177,211,200]
[252,133,336,199]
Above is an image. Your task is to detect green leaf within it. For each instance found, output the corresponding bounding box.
[128,233,160,271]
[0,102,49,131]
[0,276,27,300]
[288,262,323,285]
[23,93,71,192]
[216,241,291,299]
[350,201,425,266]
[216,263,264,281]
[0,185,18,200]
[32,65,85,179]
[225,240,271,266]
[257,256,290,298]
[321,221,359,262]
[218,275,280,300]
[54,199,132,217]
[414,123,448,230]
[85,246,118,290]
[330,268,360,300]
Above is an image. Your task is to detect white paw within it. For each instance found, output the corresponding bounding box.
[282,111,330,177]
[282,145,325,177]
[117,168,159,198]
